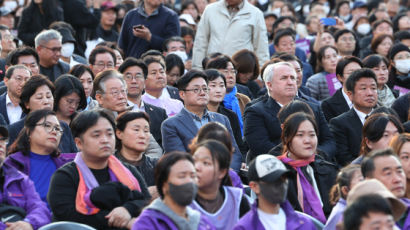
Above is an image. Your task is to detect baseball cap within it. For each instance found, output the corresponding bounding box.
[56,28,76,44]
[352,1,367,10]
[179,14,196,26]
[347,179,407,221]
[0,126,8,139]
[101,1,118,12]
[248,154,291,183]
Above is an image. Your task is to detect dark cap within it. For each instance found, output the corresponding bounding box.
[352,1,368,10]
[248,154,291,183]
[0,126,8,138]
[56,28,75,44]
[101,1,118,12]
[389,43,410,60]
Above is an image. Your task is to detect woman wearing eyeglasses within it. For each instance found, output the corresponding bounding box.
[5,109,74,204]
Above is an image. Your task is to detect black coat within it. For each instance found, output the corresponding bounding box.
[218,105,248,156]
[144,102,168,147]
[392,93,409,123]
[329,108,363,166]
[321,88,350,123]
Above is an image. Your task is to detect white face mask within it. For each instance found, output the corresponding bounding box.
[18,0,24,6]
[395,59,410,74]
[323,5,330,15]
[357,23,371,35]
[61,43,75,58]
[169,51,188,62]
[339,14,351,22]
[3,1,17,12]
[272,8,281,17]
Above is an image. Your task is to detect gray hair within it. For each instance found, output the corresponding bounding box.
[263,62,295,83]
[94,69,126,95]
[34,29,62,48]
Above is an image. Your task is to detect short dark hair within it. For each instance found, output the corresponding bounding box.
[70,109,116,138]
[165,54,185,76]
[344,194,393,230]
[273,28,295,46]
[92,69,125,96]
[162,36,186,52]
[202,52,222,70]
[392,13,408,32]
[8,109,59,156]
[70,64,95,80]
[181,26,195,38]
[115,111,150,151]
[362,54,389,69]
[371,34,393,54]
[372,19,393,32]
[335,56,363,80]
[394,30,410,42]
[272,16,295,32]
[345,68,377,93]
[88,46,116,66]
[204,69,226,87]
[118,57,148,79]
[155,151,194,198]
[141,49,165,64]
[177,69,208,91]
[54,74,87,112]
[205,55,234,70]
[20,75,55,114]
[143,56,165,70]
[277,100,314,124]
[276,53,303,71]
[6,46,39,66]
[334,29,360,56]
[361,148,398,178]
[231,49,259,81]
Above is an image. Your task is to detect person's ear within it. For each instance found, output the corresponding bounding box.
[346,90,353,101]
[95,93,103,105]
[74,137,83,151]
[249,181,260,195]
[115,130,123,140]
[3,77,8,87]
[365,137,374,150]
[179,90,185,101]
[280,123,284,130]
[341,185,349,197]
[218,168,228,180]
[336,74,344,84]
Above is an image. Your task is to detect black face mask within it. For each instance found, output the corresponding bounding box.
[259,179,288,204]
[116,18,123,26]
[168,182,198,206]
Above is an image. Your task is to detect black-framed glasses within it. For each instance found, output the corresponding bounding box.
[36,122,63,135]
[183,87,209,94]
[41,45,62,53]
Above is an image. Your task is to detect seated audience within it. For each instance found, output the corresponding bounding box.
[231,49,261,99]
[48,110,150,229]
[132,152,215,230]
[388,43,410,93]
[191,140,250,230]
[6,110,73,204]
[233,154,316,230]
[390,133,410,198]
[0,125,51,230]
[69,64,99,111]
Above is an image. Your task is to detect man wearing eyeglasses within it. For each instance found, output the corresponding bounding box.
[89,46,116,76]
[161,69,243,171]
[0,25,15,60]
[35,29,70,82]
[0,65,31,125]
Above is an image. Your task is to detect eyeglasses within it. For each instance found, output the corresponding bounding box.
[221,69,237,75]
[183,87,209,94]
[340,37,355,42]
[12,76,30,83]
[36,122,63,135]
[106,88,127,98]
[124,73,144,81]
[0,137,8,145]
[95,62,115,69]
[2,34,14,41]
[41,45,62,53]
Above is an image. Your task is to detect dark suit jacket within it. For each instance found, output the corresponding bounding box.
[244,97,336,161]
[329,108,363,166]
[161,108,242,171]
[144,102,168,147]
[0,93,25,125]
[218,105,247,155]
[7,118,78,153]
[321,88,350,122]
[166,86,181,101]
[39,61,70,82]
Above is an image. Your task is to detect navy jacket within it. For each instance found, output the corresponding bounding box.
[118,4,180,58]
[0,93,25,125]
[321,88,350,122]
[144,102,168,147]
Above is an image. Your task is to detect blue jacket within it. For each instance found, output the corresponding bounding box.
[233,200,316,230]
[118,4,180,58]
[0,164,51,230]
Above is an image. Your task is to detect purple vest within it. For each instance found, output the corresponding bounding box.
[190,186,243,230]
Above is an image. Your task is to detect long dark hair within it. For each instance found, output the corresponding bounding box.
[8,109,60,157]
[115,111,150,152]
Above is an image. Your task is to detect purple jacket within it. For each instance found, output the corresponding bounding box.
[4,152,75,175]
[0,164,51,230]
[400,198,410,230]
[132,198,215,230]
[324,199,346,230]
[233,200,317,230]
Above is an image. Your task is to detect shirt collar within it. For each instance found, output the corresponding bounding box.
[341,88,353,108]
[184,107,210,121]
[138,4,160,18]
[353,106,372,125]
[5,93,12,105]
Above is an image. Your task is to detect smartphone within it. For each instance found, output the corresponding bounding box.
[320,18,336,26]
[133,25,144,30]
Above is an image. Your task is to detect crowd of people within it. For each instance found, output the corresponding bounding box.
[0,0,408,229]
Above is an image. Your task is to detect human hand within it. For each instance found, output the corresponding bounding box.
[5,221,33,230]
[133,25,152,41]
[105,207,131,228]
[127,217,137,229]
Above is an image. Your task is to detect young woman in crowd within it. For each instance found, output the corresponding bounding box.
[352,112,403,164]
[6,109,73,204]
[69,64,99,111]
[115,111,158,187]
[165,54,185,87]
[388,43,410,90]
[204,69,246,155]
[363,54,399,107]
[324,164,363,230]
[306,45,339,101]
[353,16,371,38]
[310,30,335,70]
[132,152,215,230]
[390,133,410,198]
[231,49,261,99]
[277,112,336,223]
[7,75,77,153]
[53,74,87,125]
[370,34,393,58]
[191,140,250,230]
